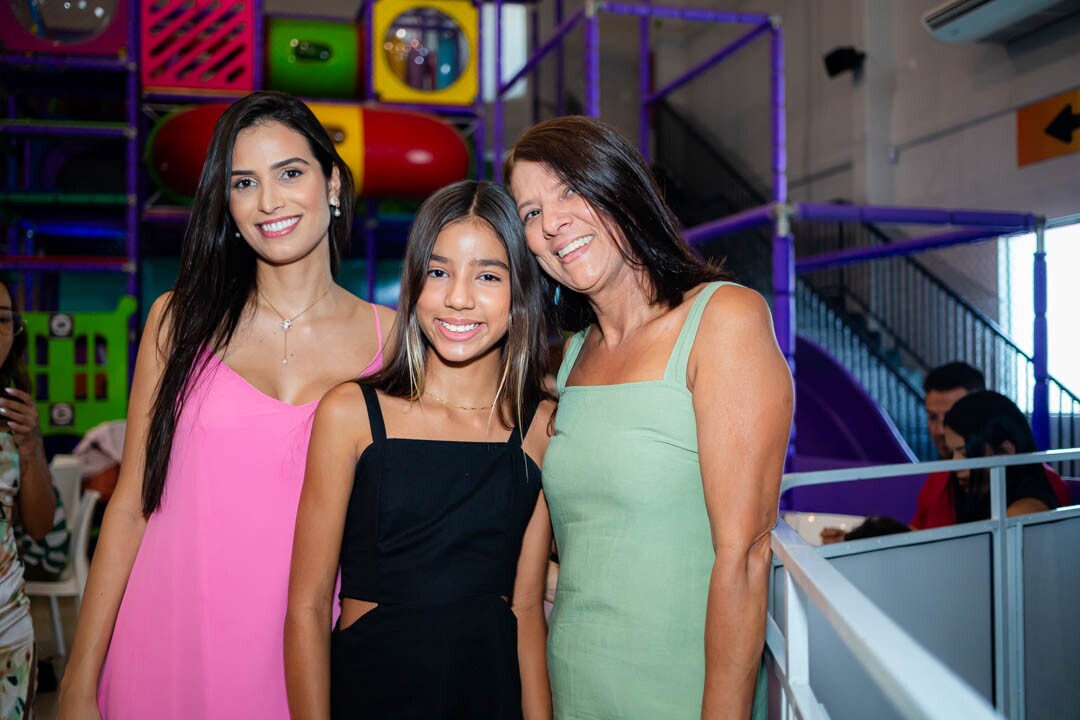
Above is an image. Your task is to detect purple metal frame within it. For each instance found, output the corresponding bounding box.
[687,199,1050,447]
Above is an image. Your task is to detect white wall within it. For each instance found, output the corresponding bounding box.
[652,0,1080,320]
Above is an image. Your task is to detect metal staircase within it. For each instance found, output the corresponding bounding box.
[652,98,1080,464]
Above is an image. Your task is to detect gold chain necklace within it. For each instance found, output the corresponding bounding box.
[423,390,494,411]
[258,285,332,365]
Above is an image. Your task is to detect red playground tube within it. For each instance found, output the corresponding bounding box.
[146,101,470,203]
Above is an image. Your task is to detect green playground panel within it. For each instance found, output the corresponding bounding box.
[268,18,360,99]
[23,296,137,437]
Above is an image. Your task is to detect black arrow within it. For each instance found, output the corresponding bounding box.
[1044,103,1080,144]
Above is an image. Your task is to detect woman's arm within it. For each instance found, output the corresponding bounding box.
[1,387,56,539]
[285,382,368,720]
[690,286,793,720]
[513,491,553,720]
[514,399,556,720]
[58,294,173,719]
[1006,497,1050,516]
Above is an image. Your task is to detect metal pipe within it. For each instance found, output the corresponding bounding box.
[1032,221,1050,449]
[126,0,140,299]
[365,199,377,302]
[795,202,1038,230]
[489,0,504,183]
[770,21,794,471]
[0,122,132,138]
[0,257,132,272]
[599,2,770,24]
[253,0,265,90]
[638,0,651,159]
[556,0,565,116]
[498,9,586,97]
[530,6,541,124]
[796,227,1008,274]
[682,204,775,244]
[584,5,600,117]
[644,21,769,106]
[0,54,131,71]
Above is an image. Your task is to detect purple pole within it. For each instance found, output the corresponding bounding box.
[493,0,504,183]
[1032,222,1050,449]
[365,199,377,302]
[796,202,1037,230]
[770,21,795,477]
[796,227,1009,273]
[683,204,776,244]
[584,9,600,117]
[556,0,565,116]
[600,2,770,24]
[126,0,140,299]
[498,9,585,96]
[638,0,651,159]
[253,0,264,90]
[530,6,541,123]
[364,0,374,101]
[0,257,132,272]
[0,122,132,138]
[475,110,487,181]
[644,21,769,106]
[0,54,129,71]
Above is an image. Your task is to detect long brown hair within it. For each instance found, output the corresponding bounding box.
[142,92,355,516]
[365,180,552,430]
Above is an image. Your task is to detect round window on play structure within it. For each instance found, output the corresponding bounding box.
[8,0,120,45]
[383,7,470,93]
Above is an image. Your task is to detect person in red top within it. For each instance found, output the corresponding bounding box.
[911,363,1070,529]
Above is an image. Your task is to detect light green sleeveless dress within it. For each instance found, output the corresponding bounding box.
[545,281,766,719]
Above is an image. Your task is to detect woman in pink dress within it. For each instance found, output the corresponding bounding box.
[57,92,394,720]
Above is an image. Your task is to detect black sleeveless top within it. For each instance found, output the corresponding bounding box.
[339,384,542,605]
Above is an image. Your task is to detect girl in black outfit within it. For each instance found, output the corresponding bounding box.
[285,180,556,720]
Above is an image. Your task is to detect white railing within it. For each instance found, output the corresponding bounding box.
[770,448,1080,720]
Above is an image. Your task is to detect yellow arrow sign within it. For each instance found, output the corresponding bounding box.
[1017,88,1080,167]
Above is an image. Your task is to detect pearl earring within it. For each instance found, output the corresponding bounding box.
[235,231,241,238]
[331,199,341,218]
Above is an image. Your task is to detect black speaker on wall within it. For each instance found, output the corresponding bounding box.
[823,46,866,77]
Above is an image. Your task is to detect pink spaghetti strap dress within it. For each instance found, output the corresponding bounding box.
[98,307,383,720]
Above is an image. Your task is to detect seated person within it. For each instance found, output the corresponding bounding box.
[913,362,1070,529]
[940,391,1058,521]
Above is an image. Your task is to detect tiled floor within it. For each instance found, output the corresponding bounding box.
[29,594,76,720]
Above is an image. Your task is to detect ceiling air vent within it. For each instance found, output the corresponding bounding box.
[923,0,1080,43]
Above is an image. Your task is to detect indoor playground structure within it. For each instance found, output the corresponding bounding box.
[2,1,1079,718]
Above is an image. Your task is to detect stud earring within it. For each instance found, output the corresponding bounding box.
[235,231,241,238]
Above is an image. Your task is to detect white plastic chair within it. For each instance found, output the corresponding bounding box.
[25,456,101,657]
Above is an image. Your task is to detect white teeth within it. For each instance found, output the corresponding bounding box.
[439,320,480,333]
[260,217,300,233]
[557,235,593,258]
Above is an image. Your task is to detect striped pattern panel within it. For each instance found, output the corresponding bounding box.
[141,0,255,91]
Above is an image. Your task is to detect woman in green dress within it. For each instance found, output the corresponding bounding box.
[507,117,793,720]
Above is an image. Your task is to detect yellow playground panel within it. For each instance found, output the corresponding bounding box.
[373,0,479,106]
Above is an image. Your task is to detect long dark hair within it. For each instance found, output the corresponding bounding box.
[505,115,731,332]
[945,391,1037,458]
[0,277,29,393]
[365,180,552,430]
[943,390,1050,515]
[143,91,355,516]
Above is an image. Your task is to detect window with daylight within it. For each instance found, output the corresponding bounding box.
[999,220,1080,412]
